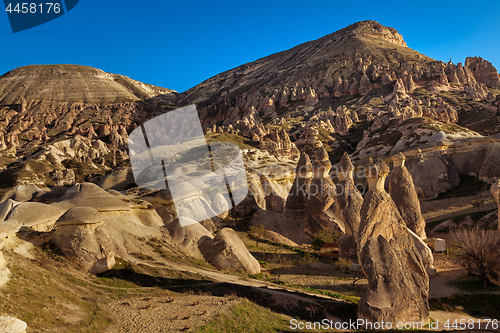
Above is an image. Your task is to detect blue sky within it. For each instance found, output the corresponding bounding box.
[1,0,499,93]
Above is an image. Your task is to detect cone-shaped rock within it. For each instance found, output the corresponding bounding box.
[357,159,429,325]
[285,152,313,215]
[305,148,344,234]
[335,153,363,262]
[388,153,427,239]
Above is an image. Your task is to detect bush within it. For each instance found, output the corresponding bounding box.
[311,229,338,253]
[249,224,268,247]
[450,226,500,288]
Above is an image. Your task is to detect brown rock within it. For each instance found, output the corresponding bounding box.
[388,153,427,239]
[334,153,363,261]
[165,218,213,259]
[199,228,260,274]
[356,159,429,325]
[285,153,313,216]
[465,56,500,89]
[52,207,116,274]
[491,179,500,229]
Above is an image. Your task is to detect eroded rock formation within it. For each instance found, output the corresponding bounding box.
[334,153,363,262]
[51,207,116,274]
[199,228,260,274]
[388,153,427,239]
[357,159,429,325]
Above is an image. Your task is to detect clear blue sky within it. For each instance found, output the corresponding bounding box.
[1,0,499,93]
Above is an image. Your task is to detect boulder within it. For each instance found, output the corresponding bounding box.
[265,230,298,247]
[55,206,102,226]
[0,316,27,333]
[166,218,213,259]
[0,199,19,221]
[357,159,429,325]
[199,228,260,274]
[0,220,22,239]
[51,207,116,274]
[388,153,427,239]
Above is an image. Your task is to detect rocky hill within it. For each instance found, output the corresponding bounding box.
[0,20,498,201]
[178,20,500,166]
[1,20,500,331]
[0,64,176,105]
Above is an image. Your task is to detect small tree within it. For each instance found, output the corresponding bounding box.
[311,237,323,254]
[451,226,500,288]
[311,229,338,254]
[471,199,483,212]
[273,252,295,281]
[249,224,268,247]
[337,258,364,287]
[300,252,318,275]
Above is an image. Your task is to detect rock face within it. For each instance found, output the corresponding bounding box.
[388,153,427,239]
[1,184,46,202]
[0,240,10,287]
[199,228,260,274]
[334,153,363,235]
[8,201,63,231]
[51,207,116,274]
[357,159,429,325]
[259,128,300,160]
[407,149,460,200]
[407,227,437,277]
[491,179,500,229]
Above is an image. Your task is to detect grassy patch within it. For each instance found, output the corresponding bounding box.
[196,299,292,333]
[420,121,474,135]
[0,251,113,333]
[450,276,500,292]
[434,175,489,200]
[429,294,500,319]
[206,133,257,150]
